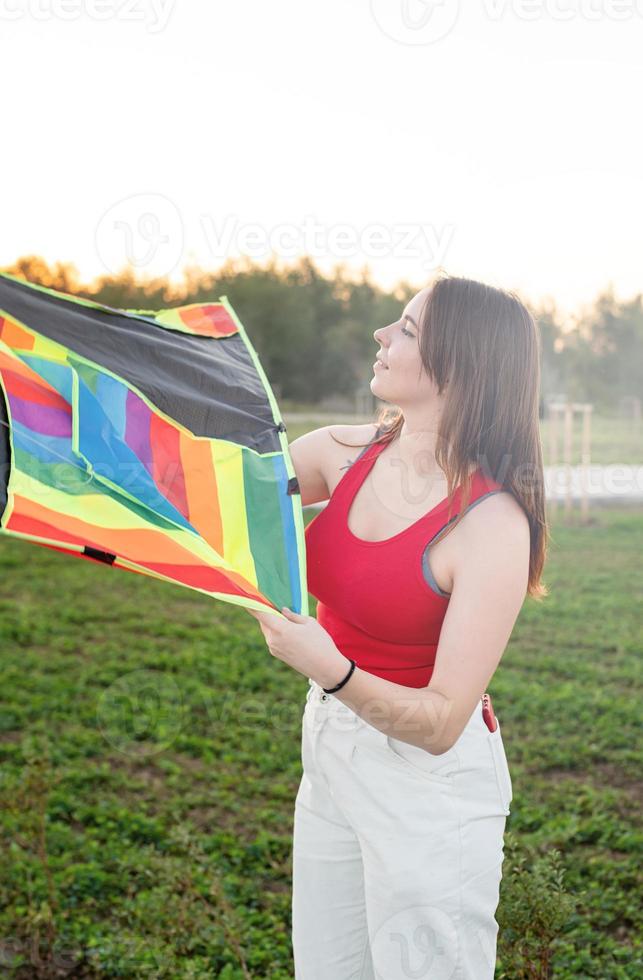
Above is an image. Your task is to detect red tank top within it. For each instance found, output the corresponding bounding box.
[305,429,506,688]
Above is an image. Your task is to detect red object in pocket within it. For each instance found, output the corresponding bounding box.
[481,692,498,732]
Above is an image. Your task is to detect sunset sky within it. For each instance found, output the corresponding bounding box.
[2,0,642,317]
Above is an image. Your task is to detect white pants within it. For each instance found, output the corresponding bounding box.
[292,679,513,980]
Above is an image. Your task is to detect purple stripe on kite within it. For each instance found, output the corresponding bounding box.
[124,389,153,475]
[9,395,72,438]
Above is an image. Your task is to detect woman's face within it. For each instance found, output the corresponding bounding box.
[371,286,437,404]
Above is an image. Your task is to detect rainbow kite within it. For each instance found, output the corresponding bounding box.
[0,271,307,618]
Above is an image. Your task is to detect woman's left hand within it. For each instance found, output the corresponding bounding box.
[245,604,350,688]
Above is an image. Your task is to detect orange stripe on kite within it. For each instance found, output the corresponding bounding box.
[0,316,36,351]
[10,495,210,566]
[179,431,224,554]
[9,507,268,601]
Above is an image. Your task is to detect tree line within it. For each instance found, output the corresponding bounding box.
[2,254,641,413]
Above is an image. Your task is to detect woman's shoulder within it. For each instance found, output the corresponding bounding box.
[444,483,531,601]
[288,422,380,506]
[460,482,531,547]
[326,421,380,447]
[322,422,381,496]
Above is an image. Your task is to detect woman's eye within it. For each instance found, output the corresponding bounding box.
[401,324,413,336]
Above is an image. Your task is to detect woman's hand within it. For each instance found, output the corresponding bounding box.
[245,604,351,689]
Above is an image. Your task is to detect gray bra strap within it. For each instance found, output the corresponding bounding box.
[421,489,507,597]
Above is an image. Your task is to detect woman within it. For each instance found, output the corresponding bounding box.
[247,274,549,979]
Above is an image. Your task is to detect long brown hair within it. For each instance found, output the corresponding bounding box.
[331,273,549,601]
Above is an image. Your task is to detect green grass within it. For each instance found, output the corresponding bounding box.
[282,411,643,466]
[538,414,643,467]
[0,506,641,977]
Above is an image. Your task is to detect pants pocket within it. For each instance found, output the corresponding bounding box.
[487,725,513,815]
[384,735,460,786]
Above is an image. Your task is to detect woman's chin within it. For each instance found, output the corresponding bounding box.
[369,375,390,398]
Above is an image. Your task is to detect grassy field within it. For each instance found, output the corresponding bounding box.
[0,504,641,978]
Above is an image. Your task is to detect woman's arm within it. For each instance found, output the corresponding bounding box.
[420,490,530,750]
[287,426,332,507]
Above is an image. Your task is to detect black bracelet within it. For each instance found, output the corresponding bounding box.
[322,659,357,694]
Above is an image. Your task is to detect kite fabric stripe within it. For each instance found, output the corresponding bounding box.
[0,271,308,618]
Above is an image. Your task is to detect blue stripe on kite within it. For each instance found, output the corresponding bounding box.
[272,452,302,612]
[96,373,127,439]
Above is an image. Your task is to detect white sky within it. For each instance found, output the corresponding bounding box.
[2,0,642,319]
